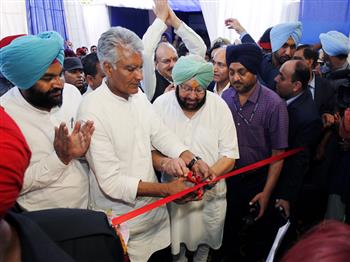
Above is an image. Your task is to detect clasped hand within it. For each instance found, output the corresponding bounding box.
[54,120,95,165]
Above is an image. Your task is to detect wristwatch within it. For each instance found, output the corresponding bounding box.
[187,156,201,170]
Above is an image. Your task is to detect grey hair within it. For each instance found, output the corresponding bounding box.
[97,26,143,70]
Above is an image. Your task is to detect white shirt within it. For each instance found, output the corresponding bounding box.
[83,85,94,97]
[142,18,207,101]
[0,84,88,211]
[286,91,304,106]
[213,82,231,97]
[309,73,316,100]
[153,90,239,254]
[77,82,188,262]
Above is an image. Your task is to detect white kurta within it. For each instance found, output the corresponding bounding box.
[0,84,88,211]
[77,83,188,262]
[213,82,231,97]
[142,18,207,101]
[153,90,239,254]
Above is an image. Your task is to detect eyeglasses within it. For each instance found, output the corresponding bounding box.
[178,84,205,95]
[159,57,178,65]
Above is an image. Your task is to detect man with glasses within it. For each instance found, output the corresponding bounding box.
[217,43,289,261]
[142,0,206,103]
[153,54,239,262]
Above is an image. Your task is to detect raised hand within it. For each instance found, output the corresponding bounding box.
[54,120,94,165]
[224,18,246,34]
[165,5,181,29]
[153,0,169,22]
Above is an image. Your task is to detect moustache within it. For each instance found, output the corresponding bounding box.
[47,88,63,95]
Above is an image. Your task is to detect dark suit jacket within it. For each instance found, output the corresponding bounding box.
[241,35,278,90]
[151,70,171,103]
[207,81,215,92]
[22,209,125,262]
[314,75,336,114]
[276,90,323,202]
[241,33,256,45]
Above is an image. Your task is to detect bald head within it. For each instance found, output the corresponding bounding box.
[275,59,310,99]
[155,42,178,81]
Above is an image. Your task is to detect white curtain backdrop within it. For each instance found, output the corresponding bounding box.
[63,0,110,49]
[199,0,300,45]
[0,0,28,39]
[104,0,153,9]
[1,0,301,48]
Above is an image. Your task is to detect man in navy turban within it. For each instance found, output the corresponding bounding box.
[216,43,289,261]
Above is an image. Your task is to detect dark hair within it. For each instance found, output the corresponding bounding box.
[64,48,77,57]
[296,44,319,68]
[177,42,189,57]
[291,60,310,90]
[76,47,86,57]
[209,39,229,59]
[281,220,350,262]
[336,53,349,60]
[82,53,99,77]
[90,45,96,51]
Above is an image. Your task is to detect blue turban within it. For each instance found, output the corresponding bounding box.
[226,43,263,75]
[319,31,350,56]
[0,31,64,90]
[172,54,213,88]
[270,22,302,52]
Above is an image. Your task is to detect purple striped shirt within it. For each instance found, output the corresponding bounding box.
[222,82,289,168]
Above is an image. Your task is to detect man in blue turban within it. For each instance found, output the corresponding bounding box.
[319,31,350,222]
[319,30,350,76]
[0,31,94,212]
[260,21,303,90]
[153,54,239,262]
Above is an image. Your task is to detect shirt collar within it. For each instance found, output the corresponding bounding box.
[286,91,304,106]
[309,72,315,88]
[231,82,261,104]
[213,82,230,96]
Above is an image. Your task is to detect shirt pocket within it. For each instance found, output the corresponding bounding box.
[241,125,267,149]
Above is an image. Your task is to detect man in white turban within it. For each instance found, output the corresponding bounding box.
[153,54,239,262]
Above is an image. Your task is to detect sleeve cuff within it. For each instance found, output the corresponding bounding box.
[174,21,187,36]
[153,18,168,32]
[122,177,141,204]
[240,31,248,39]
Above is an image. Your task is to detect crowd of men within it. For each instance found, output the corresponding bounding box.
[1,0,350,261]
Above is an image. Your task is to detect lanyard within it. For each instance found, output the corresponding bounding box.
[233,87,261,125]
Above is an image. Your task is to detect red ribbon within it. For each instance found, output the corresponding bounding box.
[112,147,303,226]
